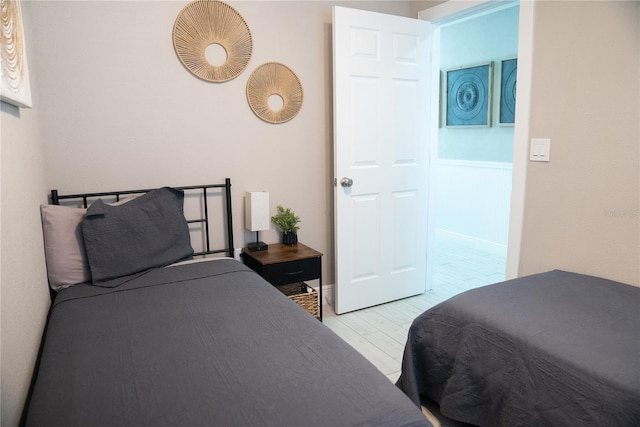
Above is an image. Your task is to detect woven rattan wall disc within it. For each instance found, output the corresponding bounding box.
[173,0,252,82]
[246,62,303,124]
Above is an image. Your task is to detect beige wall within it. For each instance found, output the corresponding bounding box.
[28,0,413,288]
[1,3,411,424]
[1,3,51,425]
[0,103,50,427]
[410,0,445,18]
[520,0,639,286]
[2,1,639,425]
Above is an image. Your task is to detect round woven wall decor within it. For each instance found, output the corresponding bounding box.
[246,62,303,124]
[173,0,252,82]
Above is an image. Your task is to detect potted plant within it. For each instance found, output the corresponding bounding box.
[271,205,300,245]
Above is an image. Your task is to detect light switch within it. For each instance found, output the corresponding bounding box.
[530,138,551,162]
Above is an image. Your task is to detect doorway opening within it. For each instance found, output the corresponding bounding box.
[426,3,520,296]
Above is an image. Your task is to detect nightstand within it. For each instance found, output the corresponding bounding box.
[242,243,323,321]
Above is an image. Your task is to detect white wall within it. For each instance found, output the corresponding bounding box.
[0,3,51,426]
[435,159,512,253]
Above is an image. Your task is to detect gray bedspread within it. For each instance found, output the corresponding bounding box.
[25,259,429,427]
[396,270,640,427]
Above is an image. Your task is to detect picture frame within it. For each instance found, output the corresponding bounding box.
[1,0,32,108]
[498,57,517,125]
[444,62,492,127]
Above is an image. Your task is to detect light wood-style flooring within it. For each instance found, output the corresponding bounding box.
[323,237,506,383]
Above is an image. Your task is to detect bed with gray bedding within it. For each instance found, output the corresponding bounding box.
[25,181,429,426]
[396,270,640,426]
[25,259,428,426]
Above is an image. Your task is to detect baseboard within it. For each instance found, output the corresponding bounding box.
[436,229,507,257]
[322,284,334,306]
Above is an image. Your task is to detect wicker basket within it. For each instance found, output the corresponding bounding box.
[278,282,319,319]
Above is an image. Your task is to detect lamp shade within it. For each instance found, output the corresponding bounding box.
[244,192,270,232]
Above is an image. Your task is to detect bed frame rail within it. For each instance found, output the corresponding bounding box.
[50,178,234,258]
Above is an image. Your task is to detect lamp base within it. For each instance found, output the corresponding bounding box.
[247,241,268,251]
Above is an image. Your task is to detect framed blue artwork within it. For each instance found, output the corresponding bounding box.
[499,58,518,125]
[445,63,492,127]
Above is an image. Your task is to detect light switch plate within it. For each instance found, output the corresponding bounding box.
[530,138,551,162]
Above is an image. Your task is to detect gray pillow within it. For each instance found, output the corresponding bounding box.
[82,187,194,284]
[40,194,149,291]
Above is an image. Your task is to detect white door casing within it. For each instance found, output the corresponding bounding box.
[333,7,433,314]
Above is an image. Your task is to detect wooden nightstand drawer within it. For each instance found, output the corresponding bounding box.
[262,258,321,286]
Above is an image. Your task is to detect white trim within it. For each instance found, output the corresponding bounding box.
[425,23,441,293]
[435,159,512,247]
[436,229,507,257]
[505,0,534,280]
[436,158,513,170]
[322,284,334,306]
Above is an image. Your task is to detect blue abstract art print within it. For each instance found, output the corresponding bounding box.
[445,63,492,127]
[499,58,517,125]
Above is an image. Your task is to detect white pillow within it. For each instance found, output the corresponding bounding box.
[40,204,91,290]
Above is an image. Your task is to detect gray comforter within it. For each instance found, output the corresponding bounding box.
[25,259,429,427]
[396,270,640,427]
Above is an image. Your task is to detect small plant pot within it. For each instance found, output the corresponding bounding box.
[282,232,298,245]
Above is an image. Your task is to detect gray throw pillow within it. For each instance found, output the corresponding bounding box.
[82,187,194,284]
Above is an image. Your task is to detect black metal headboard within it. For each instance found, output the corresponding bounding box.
[50,178,234,258]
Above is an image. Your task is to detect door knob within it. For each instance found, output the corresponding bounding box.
[340,177,353,188]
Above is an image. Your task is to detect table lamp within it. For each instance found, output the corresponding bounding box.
[245,191,269,251]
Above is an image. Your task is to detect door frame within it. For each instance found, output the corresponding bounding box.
[418,0,533,281]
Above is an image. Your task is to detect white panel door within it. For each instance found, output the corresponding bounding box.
[333,7,433,314]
